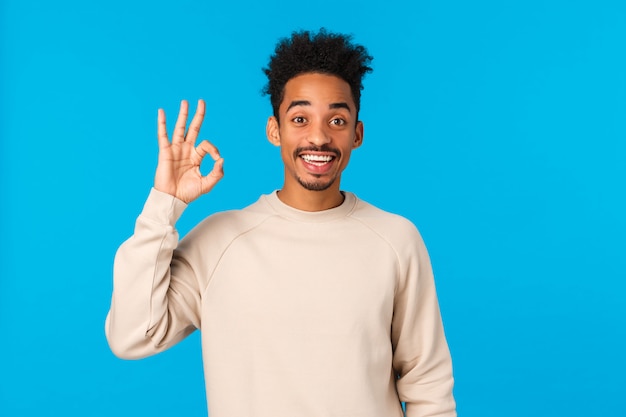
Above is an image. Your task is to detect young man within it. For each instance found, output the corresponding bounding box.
[105,29,456,417]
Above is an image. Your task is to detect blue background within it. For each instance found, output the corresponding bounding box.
[1,0,624,416]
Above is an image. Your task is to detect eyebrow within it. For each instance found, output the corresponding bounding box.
[329,102,351,111]
[285,100,352,112]
[286,100,310,112]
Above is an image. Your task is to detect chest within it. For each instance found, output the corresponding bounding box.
[201,221,399,338]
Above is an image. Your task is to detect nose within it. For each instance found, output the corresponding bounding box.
[307,121,331,146]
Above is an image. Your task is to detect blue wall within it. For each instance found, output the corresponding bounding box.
[1,0,624,415]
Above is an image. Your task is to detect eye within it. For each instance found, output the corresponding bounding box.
[292,116,307,124]
[330,118,346,126]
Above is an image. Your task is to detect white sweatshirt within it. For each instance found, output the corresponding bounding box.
[105,189,456,417]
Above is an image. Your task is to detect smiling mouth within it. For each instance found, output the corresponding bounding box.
[300,154,335,166]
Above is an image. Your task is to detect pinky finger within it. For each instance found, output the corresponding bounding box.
[157,109,169,148]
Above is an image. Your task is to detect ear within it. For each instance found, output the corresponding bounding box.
[266,116,281,146]
[352,120,364,149]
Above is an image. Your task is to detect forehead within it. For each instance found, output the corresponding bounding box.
[280,73,354,111]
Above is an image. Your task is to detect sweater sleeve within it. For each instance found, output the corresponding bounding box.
[105,188,202,359]
[392,227,456,417]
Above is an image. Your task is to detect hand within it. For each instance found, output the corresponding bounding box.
[154,99,224,203]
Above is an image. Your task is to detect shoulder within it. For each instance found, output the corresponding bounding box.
[348,196,434,285]
[179,195,275,249]
[350,196,421,237]
[348,194,427,254]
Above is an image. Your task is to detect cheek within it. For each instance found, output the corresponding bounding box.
[278,127,302,147]
[280,144,296,163]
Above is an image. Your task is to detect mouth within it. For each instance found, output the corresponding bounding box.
[300,153,336,166]
[294,146,341,175]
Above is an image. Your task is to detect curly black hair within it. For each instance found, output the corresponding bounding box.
[262,28,373,119]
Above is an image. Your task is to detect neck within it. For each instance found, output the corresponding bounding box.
[276,184,345,212]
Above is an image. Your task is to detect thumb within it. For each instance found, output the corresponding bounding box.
[200,157,224,194]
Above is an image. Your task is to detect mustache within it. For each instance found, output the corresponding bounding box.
[293,145,341,159]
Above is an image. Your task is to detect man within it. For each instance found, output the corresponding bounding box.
[105,29,456,417]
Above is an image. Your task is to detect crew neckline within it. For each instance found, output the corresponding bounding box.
[262,190,357,223]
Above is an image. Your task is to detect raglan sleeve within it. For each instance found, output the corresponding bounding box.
[391,223,457,417]
[105,188,203,359]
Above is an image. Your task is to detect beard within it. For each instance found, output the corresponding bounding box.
[296,174,336,191]
[293,145,341,191]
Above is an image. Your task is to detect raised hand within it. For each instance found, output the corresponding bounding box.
[154,99,224,203]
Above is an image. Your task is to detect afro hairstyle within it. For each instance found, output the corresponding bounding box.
[262,28,373,119]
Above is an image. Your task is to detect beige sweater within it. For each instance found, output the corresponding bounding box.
[105,189,456,417]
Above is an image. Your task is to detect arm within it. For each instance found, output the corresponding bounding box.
[105,100,224,359]
[392,229,456,417]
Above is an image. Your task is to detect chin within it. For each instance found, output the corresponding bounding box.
[297,176,336,192]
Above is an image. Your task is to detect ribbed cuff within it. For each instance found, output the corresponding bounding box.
[139,188,188,225]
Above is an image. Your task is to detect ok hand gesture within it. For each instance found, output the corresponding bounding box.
[154,99,224,204]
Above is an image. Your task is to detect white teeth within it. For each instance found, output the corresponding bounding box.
[301,154,333,164]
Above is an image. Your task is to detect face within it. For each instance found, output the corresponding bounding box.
[266,73,363,195]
